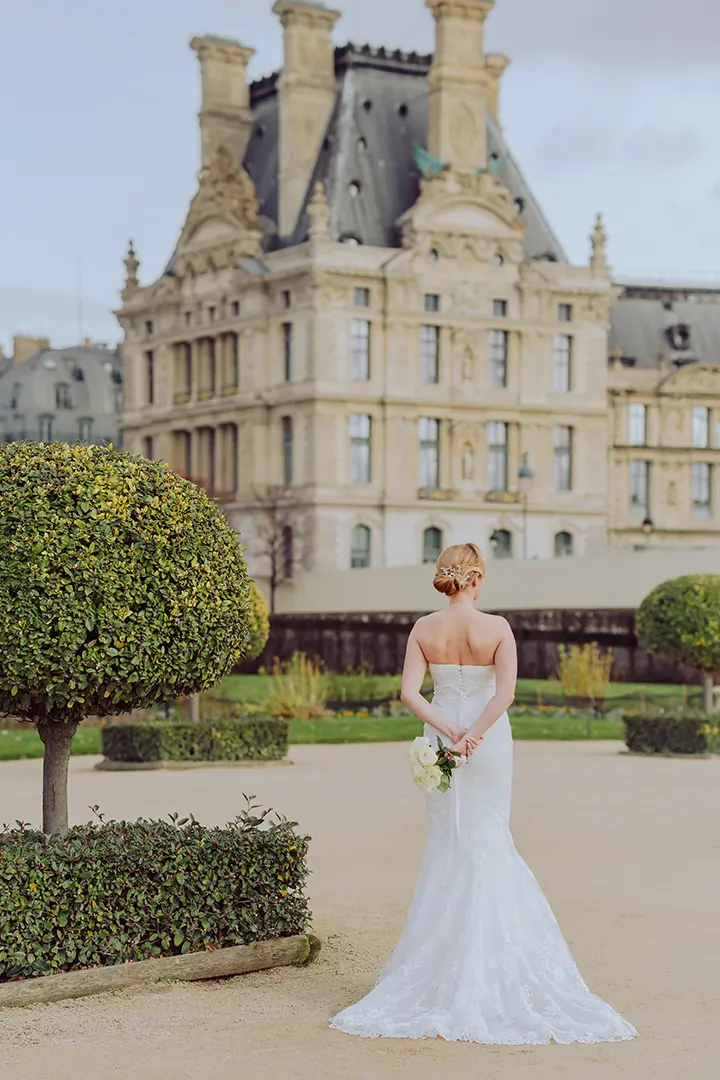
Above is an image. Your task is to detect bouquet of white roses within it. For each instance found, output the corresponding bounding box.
[409,736,464,794]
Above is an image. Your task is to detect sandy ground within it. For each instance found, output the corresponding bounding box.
[0,741,718,1080]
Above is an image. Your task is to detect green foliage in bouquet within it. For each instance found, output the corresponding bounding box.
[0,800,310,981]
[0,442,252,833]
[636,575,720,712]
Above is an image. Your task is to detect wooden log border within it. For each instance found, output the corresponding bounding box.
[0,934,320,1009]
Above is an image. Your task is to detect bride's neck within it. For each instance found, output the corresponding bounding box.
[448,592,476,609]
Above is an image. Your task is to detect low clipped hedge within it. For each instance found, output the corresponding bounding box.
[623,709,712,755]
[102,718,289,764]
[0,806,310,981]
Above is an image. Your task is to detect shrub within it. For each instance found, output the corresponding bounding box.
[102,717,289,764]
[263,653,329,721]
[636,575,720,713]
[244,581,271,662]
[0,801,310,981]
[623,709,710,755]
[556,642,613,701]
[0,442,252,833]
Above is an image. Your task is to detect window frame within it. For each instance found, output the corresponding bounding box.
[418,417,440,490]
[422,526,443,565]
[350,318,371,381]
[629,459,650,515]
[692,405,710,449]
[282,322,293,383]
[486,421,508,492]
[354,287,371,308]
[553,425,573,492]
[488,329,508,388]
[554,531,574,558]
[349,413,372,485]
[692,461,712,516]
[350,524,372,569]
[628,402,647,447]
[282,416,293,485]
[552,334,572,393]
[420,324,440,384]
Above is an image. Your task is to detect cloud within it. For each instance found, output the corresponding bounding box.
[535,117,707,170]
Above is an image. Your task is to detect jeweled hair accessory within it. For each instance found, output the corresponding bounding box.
[439,566,474,588]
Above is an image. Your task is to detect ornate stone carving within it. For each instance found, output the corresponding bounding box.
[122,239,140,300]
[178,145,262,260]
[590,212,608,272]
[308,181,331,241]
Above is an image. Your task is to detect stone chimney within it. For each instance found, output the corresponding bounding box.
[12,334,50,366]
[190,35,255,170]
[485,52,510,124]
[426,0,495,172]
[273,1,341,237]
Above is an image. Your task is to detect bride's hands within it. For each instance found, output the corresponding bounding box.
[444,724,465,745]
[451,734,483,759]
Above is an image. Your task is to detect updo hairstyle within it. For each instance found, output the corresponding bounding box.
[433,543,487,597]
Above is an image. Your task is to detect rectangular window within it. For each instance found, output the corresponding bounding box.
[55,383,71,409]
[351,525,371,569]
[350,319,371,380]
[553,426,573,491]
[493,299,508,318]
[692,406,709,449]
[283,323,293,382]
[420,325,440,384]
[208,339,216,393]
[282,416,293,485]
[208,306,216,323]
[487,421,508,492]
[143,436,154,460]
[230,333,239,388]
[489,329,508,388]
[231,301,240,317]
[354,287,371,308]
[630,460,649,514]
[185,311,192,327]
[145,350,155,404]
[349,414,372,484]
[553,334,572,393]
[558,303,573,323]
[183,342,192,394]
[424,293,440,313]
[39,417,53,442]
[692,462,711,516]
[282,290,292,310]
[628,403,647,446]
[78,418,93,442]
[418,417,440,490]
[145,320,154,337]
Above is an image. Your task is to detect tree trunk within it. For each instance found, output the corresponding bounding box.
[703,672,715,714]
[37,720,79,836]
[189,694,201,722]
[270,559,278,615]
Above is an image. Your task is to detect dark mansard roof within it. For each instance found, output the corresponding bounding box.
[244,44,567,262]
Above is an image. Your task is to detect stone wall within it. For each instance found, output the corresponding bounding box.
[246,609,697,684]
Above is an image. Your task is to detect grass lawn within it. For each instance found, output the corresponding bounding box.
[0,713,625,763]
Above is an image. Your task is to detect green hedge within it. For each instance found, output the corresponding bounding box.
[0,805,310,981]
[623,710,710,755]
[102,718,289,764]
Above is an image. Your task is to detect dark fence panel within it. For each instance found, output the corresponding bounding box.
[238,609,699,685]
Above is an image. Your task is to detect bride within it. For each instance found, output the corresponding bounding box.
[330,542,637,1045]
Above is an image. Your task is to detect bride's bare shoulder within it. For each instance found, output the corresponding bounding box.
[474,611,514,636]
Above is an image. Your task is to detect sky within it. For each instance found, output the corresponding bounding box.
[1,0,720,353]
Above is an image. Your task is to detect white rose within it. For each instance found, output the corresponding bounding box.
[415,764,442,793]
[417,742,436,767]
[409,737,432,764]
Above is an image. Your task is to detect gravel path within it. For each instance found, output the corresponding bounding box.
[0,742,717,1080]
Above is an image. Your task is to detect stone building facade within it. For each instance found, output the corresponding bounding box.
[117,0,720,582]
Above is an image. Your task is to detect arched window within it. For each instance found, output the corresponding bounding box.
[282,525,294,579]
[490,529,513,559]
[351,524,371,569]
[554,531,574,558]
[422,526,443,565]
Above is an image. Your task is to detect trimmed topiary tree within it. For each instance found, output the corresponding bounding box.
[0,442,252,834]
[636,574,720,713]
[244,580,270,662]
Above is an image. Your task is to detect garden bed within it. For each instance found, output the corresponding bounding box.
[0,807,310,984]
[100,717,289,766]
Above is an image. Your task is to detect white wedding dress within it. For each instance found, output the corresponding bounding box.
[330,664,637,1045]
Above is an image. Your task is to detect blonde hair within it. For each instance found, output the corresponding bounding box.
[433,543,486,597]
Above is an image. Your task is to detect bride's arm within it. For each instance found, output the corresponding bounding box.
[400,625,463,742]
[466,623,517,741]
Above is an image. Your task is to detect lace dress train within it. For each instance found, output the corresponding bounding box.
[330,664,637,1045]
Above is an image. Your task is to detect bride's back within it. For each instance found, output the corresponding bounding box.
[415,607,507,668]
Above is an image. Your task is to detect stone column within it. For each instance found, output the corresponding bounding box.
[190,36,255,170]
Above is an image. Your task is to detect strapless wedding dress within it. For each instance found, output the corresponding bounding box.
[330,664,637,1045]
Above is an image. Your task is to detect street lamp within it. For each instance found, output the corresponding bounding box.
[518,453,534,560]
[642,516,654,550]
